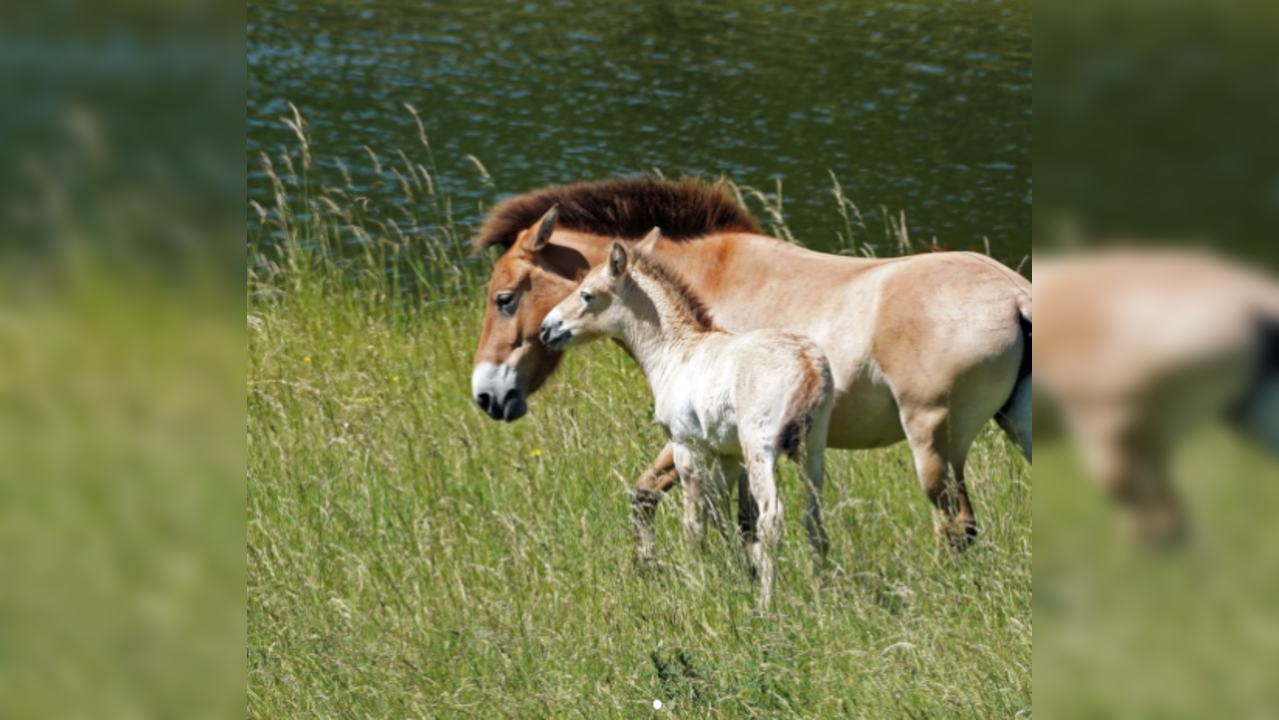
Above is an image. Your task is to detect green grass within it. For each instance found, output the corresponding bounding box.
[246,118,1031,718]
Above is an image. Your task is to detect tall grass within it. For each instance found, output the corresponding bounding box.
[247,110,1032,718]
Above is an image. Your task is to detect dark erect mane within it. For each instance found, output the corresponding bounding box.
[473,176,761,252]
[633,251,720,333]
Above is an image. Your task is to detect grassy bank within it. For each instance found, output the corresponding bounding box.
[246,119,1032,718]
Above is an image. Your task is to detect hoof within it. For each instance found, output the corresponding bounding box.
[936,520,979,554]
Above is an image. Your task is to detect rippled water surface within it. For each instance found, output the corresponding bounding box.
[248,0,1030,263]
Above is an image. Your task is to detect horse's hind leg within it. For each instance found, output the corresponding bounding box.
[903,407,979,552]
[797,414,832,567]
[632,444,679,567]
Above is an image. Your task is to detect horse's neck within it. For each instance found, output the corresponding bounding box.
[616,274,707,394]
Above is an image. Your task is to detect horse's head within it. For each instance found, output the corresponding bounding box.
[472,206,592,421]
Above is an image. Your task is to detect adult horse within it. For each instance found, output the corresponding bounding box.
[470,177,1031,559]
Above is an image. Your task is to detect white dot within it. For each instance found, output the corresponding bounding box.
[653,699,663,710]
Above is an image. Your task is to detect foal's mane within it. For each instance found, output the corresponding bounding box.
[631,251,720,333]
[473,176,760,252]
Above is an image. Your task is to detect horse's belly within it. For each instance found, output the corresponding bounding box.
[826,380,906,449]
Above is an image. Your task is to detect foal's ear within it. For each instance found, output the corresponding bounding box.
[636,227,661,255]
[608,241,629,278]
[523,206,559,254]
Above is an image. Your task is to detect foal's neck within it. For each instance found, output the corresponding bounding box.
[617,268,717,390]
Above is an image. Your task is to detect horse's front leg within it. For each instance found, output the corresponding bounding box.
[671,443,711,550]
[632,443,679,567]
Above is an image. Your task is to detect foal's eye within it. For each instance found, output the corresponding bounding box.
[580,290,594,305]
[495,292,517,316]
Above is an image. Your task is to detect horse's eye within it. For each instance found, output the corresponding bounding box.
[495,292,517,316]
[580,290,593,305]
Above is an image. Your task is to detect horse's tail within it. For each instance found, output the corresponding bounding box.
[777,344,834,459]
[999,301,1032,412]
[1015,305,1031,384]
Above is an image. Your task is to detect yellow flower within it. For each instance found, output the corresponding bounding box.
[530,448,543,457]
[303,356,312,363]
[392,376,400,383]
[357,397,375,404]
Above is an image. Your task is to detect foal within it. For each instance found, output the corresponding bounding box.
[540,229,835,607]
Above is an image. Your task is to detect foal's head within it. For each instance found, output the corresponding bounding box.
[539,229,661,351]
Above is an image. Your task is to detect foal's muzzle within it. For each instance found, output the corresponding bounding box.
[539,317,572,351]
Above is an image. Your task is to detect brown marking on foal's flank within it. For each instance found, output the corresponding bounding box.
[776,346,828,458]
[473,176,760,253]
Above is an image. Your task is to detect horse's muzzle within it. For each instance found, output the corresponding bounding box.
[475,388,527,422]
[471,362,528,422]
[539,318,572,351]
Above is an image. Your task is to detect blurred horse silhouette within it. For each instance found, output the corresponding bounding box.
[1035,248,1279,544]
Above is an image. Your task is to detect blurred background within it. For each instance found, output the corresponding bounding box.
[1034,1,1279,717]
[0,2,243,718]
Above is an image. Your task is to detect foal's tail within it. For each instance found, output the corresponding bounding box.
[778,346,835,459]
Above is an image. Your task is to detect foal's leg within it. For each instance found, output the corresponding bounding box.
[704,455,737,551]
[745,448,784,609]
[671,443,711,549]
[632,444,679,566]
[705,455,753,572]
[736,467,760,575]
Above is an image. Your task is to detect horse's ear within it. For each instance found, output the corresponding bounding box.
[523,206,558,254]
[637,227,661,255]
[608,241,629,278]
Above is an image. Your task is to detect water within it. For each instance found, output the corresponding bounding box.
[248,0,1031,265]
